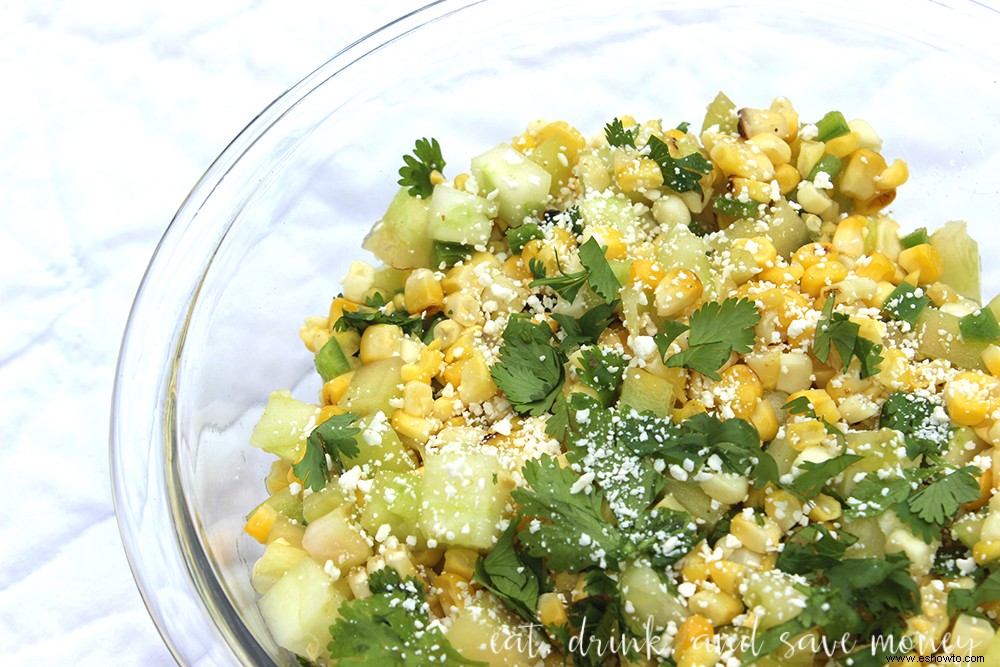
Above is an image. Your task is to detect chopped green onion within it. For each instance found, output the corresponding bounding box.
[430,241,473,269]
[712,196,762,219]
[959,308,1000,341]
[900,227,930,249]
[506,223,544,254]
[815,110,851,142]
[807,155,843,182]
[881,282,929,325]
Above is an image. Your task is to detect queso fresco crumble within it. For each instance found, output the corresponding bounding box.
[243,93,1000,666]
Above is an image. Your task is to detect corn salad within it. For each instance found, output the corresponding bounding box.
[244,94,1000,666]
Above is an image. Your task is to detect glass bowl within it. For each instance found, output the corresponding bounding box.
[111,0,1000,664]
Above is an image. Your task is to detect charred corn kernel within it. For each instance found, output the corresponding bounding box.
[983,345,1000,377]
[442,548,478,580]
[878,348,917,391]
[730,513,782,554]
[787,419,829,451]
[537,592,569,627]
[710,140,775,180]
[875,158,909,190]
[945,371,1000,426]
[974,540,1000,564]
[391,410,435,442]
[244,504,277,544]
[459,354,498,404]
[832,215,868,257]
[322,372,355,405]
[628,258,667,288]
[730,177,775,204]
[614,152,664,194]
[773,163,801,195]
[807,494,842,522]
[738,108,791,140]
[765,489,805,532]
[404,268,444,314]
[654,268,703,317]
[854,189,897,215]
[403,381,434,418]
[317,404,347,423]
[824,131,859,158]
[360,324,402,364]
[839,148,888,201]
[401,347,445,384]
[897,244,944,285]
[329,296,361,324]
[435,571,469,612]
[748,132,792,166]
[733,236,778,268]
[443,289,483,327]
[756,260,804,285]
[440,359,466,388]
[587,225,628,260]
[688,590,744,627]
[749,398,779,442]
[342,260,376,303]
[769,97,799,140]
[792,242,838,269]
[299,316,332,353]
[800,260,849,298]
[855,252,896,282]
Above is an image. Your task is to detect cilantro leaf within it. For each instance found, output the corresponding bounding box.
[544,393,572,443]
[551,301,618,353]
[528,258,589,303]
[813,296,884,378]
[663,298,761,380]
[646,135,712,194]
[879,392,951,459]
[894,500,942,544]
[777,524,857,574]
[473,520,549,622]
[906,465,982,526]
[578,237,622,302]
[334,302,425,337]
[397,137,445,199]
[948,568,1000,616]
[328,568,483,666]
[576,346,626,405]
[293,412,361,492]
[604,118,637,148]
[490,317,567,416]
[843,476,912,519]
[653,320,689,359]
[823,554,921,639]
[789,454,863,500]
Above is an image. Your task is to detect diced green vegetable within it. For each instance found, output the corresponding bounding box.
[249,390,319,463]
[470,143,551,226]
[702,91,738,134]
[360,471,425,547]
[315,336,351,383]
[506,222,544,254]
[338,358,404,416]
[426,185,498,246]
[815,110,850,142]
[959,308,1000,342]
[916,308,989,370]
[931,221,981,302]
[618,368,674,418]
[363,187,434,269]
[899,227,930,249]
[806,154,842,182]
[251,539,310,594]
[881,282,929,325]
[343,411,415,473]
[429,240,474,269]
[419,448,510,549]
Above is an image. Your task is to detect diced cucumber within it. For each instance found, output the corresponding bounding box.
[331,329,360,360]
[836,428,912,495]
[619,563,689,633]
[301,503,373,570]
[863,214,902,260]
[702,91,738,134]
[765,436,798,476]
[661,477,726,526]
[249,390,319,463]
[338,358,404,416]
[916,308,989,371]
[251,538,310,594]
[578,191,642,237]
[740,570,807,630]
[954,510,986,549]
[249,486,304,524]
[943,426,986,467]
[419,449,510,550]
[373,265,407,295]
[724,201,810,260]
[446,598,537,665]
[344,411,415,473]
[258,557,345,663]
[932,221,981,302]
[363,187,434,269]
[619,368,674,418]
[653,224,712,287]
[360,470,424,547]
[470,143,551,227]
[841,516,886,558]
[315,335,351,383]
[302,481,351,523]
[267,514,306,548]
[426,185,498,246]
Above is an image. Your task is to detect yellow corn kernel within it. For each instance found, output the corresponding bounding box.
[945,371,1000,427]
[244,503,277,544]
[614,152,664,194]
[897,244,944,285]
[719,364,764,419]
[322,372,355,405]
[974,540,1000,564]
[299,316,332,353]
[628,258,667,288]
[748,132,792,166]
[800,259,848,298]
[832,215,868,258]
[674,399,708,423]
[434,571,469,612]
[443,548,479,580]
[710,140,775,180]
[839,148,888,201]
[926,282,961,307]
[688,590,744,627]
[756,261,804,286]
[501,255,532,282]
[674,615,715,657]
[749,398,779,442]
[403,380,434,418]
[730,177,775,204]
[730,513,782,553]
[765,489,805,532]
[328,296,361,325]
[733,236,778,268]
[360,324,403,364]
[707,560,746,597]
[808,494,842,522]
[878,348,917,391]
[824,131,859,159]
[443,289,483,327]
[866,280,898,309]
[391,410,436,443]
[854,252,896,282]
[773,163,801,195]
[317,404,347,423]
[792,242,838,269]
[401,347,445,384]
[983,345,1000,377]
[404,268,445,314]
[787,389,840,424]
[854,189,897,215]
[770,97,800,141]
[875,158,909,190]
[654,268,704,318]
[787,419,829,451]
[681,559,710,585]
[588,225,628,260]
[537,592,569,627]
[744,350,780,391]
[440,359,466,389]
[459,354,498,404]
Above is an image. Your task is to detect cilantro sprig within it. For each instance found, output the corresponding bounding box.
[334,293,425,337]
[879,391,951,459]
[813,296,884,377]
[328,568,483,666]
[528,237,621,303]
[473,521,550,621]
[646,135,712,194]
[490,316,566,416]
[604,118,637,148]
[292,412,361,492]
[655,298,761,380]
[397,137,445,199]
[551,301,617,353]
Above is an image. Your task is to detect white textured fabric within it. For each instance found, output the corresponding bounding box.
[0,2,418,664]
